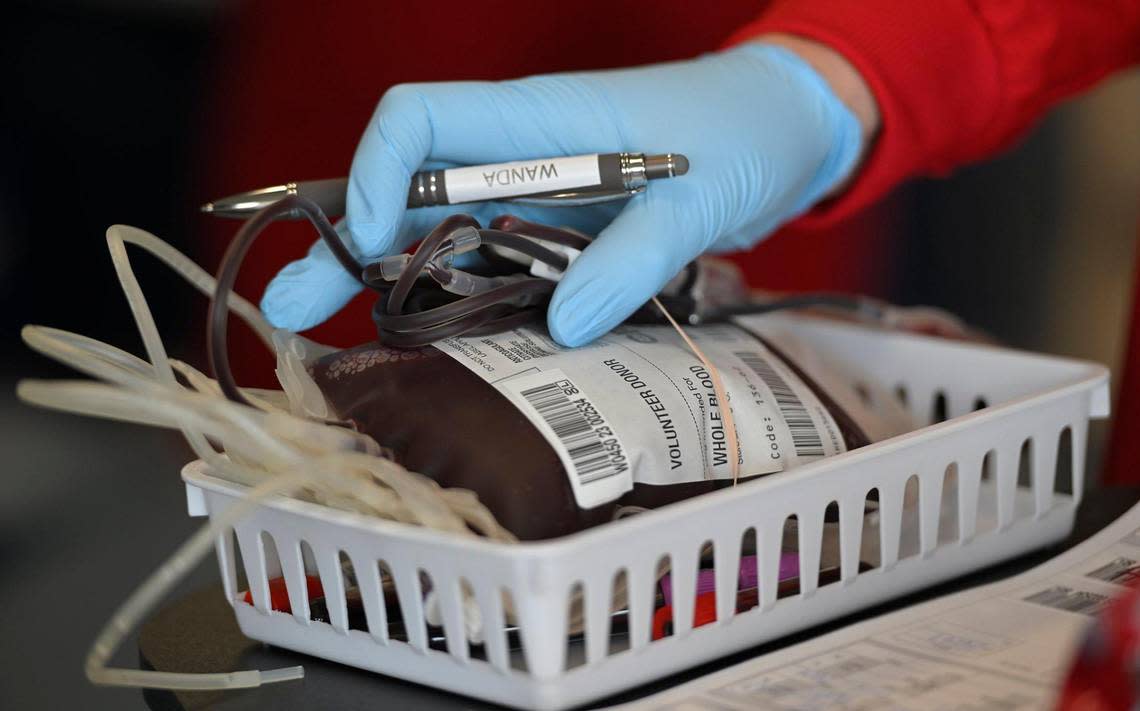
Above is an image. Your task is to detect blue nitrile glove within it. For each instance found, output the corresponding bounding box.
[262,43,864,347]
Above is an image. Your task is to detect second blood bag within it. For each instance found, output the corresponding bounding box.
[289,317,917,540]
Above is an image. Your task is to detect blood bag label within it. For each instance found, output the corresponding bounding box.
[435,324,845,509]
[502,369,631,509]
[443,154,601,204]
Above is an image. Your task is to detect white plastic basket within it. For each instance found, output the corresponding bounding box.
[183,315,1110,710]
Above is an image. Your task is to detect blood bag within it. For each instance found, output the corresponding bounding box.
[287,320,917,540]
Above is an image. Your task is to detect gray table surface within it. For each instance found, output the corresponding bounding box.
[138,486,1140,711]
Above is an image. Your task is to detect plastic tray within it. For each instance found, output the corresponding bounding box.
[183,315,1110,709]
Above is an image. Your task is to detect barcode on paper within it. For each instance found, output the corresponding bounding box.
[505,369,631,507]
[735,351,825,458]
[1087,557,1140,585]
[1022,586,1108,616]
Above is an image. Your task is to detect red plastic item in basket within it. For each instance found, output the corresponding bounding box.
[242,576,325,614]
[653,591,719,640]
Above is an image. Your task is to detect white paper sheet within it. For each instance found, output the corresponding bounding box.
[616,501,1140,710]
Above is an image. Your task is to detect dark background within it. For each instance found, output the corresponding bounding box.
[1,1,1137,708]
[1,3,217,708]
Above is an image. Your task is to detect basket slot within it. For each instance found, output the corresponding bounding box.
[261,531,284,578]
[1072,420,1089,501]
[298,540,317,577]
[859,490,882,570]
[565,582,586,670]
[471,581,508,671]
[738,528,759,606]
[435,575,469,662]
[276,536,311,623]
[235,526,270,613]
[1055,426,1074,496]
[996,443,1020,529]
[1033,433,1060,517]
[608,570,630,657]
[1017,438,1032,490]
[584,577,610,665]
[351,556,388,644]
[215,529,238,603]
[758,519,783,611]
[714,534,741,624]
[796,505,825,597]
[392,567,427,651]
[893,384,909,408]
[918,470,944,555]
[900,475,921,560]
[669,547,700,637]
[653,554,673,640]
[821,503,841,586]
[957,455,983,543]
[312,546,348,633]
[839,496,864,583]
[939,464,960,545]
[626,559,655,650]
[931,391,949,424]
[504,588,529,672]
[979,450,1000,535]
[877,480,904,570]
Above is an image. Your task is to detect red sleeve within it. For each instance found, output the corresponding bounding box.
[726,0,1140,227]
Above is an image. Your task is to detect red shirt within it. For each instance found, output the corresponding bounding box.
[728,0,1140,483]
[201,0,1140,478]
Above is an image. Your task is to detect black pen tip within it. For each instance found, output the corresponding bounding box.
[672,154,689,176]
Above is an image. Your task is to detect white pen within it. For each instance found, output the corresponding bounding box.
[201,152,688,219]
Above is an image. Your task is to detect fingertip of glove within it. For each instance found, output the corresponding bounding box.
[344,219,394,257]
[260,257,361,332]
[260,278,327,332]
[547,317,591,349]
[547,285,592,348]
[547,278,631,348]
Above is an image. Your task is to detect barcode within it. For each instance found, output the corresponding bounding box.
[1087,557,1140,585]
[1023,586,1108,616]
[519,378,626,485]
[735,351,824,458]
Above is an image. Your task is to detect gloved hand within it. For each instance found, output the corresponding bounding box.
[261,42,865,347]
